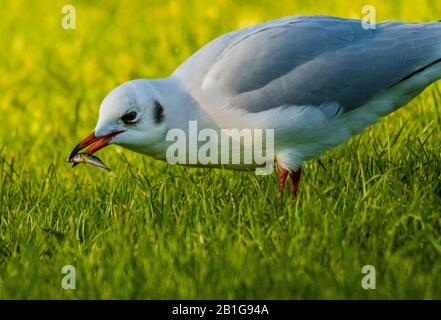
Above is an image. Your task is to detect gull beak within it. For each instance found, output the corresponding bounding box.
[68,130,123,160]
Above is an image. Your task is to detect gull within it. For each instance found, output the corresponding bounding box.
[69,15,441,199]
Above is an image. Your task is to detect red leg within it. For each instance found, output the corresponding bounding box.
[289,168,302,200]
[277,164,288,194]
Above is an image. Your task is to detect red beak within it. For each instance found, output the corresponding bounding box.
[69,130,123,160]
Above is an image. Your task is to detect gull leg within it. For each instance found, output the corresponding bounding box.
[289,168,302,200]
[277,163,289,195]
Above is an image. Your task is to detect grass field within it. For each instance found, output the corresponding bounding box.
[0,0,440,299]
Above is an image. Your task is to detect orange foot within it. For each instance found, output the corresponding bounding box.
[277,164,302,200]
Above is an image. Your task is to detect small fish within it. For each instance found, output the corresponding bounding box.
[67,153,111,172]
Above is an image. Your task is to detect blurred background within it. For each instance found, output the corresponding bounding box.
[0,0,440,165]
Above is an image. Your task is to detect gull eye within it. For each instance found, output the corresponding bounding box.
[121,111,138,124]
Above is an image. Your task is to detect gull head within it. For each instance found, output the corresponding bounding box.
[69,80,167,160]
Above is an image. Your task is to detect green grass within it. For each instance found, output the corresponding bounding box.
[0,0,440,299]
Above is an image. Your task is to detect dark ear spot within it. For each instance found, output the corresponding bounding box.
[154,100,164,124]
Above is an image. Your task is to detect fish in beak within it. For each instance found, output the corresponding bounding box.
[68,130,123,161]
[67,153,112,171]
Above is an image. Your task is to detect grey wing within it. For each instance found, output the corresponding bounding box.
[175,16,441,113]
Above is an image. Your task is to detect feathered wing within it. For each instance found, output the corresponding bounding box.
[173,15,441,114]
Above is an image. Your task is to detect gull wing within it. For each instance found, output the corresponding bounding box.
[174,16,441,113]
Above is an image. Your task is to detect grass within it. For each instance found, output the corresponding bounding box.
[0,0,440,299]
